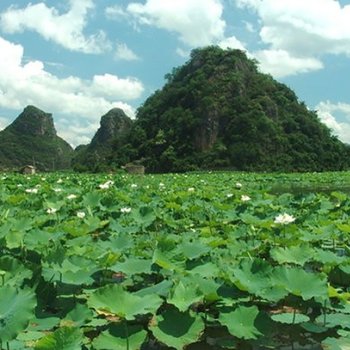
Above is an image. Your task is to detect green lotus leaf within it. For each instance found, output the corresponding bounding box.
[271,312,310,324]
[232,259,287,301]
[88,284,162,320]
[301,322,328,333]
[322,336,350,350]
[150,306,205,349]
[218,305,262,340]
[134,280,173,298]
[188,275,220,302]
[271,266,328,300]
[189,262,220,278]
[0,286,36,342]
[167,280,203,312]
[42,256,98,285]
[339,264,350,275]
[83,191,101,208]
[63,303,93,327]
[152,249,182,271]
[179,241,210,260]
[0,256,32,287]
[312,248,345,265]
[114,258,152,275]
[34,327,83,350]
[270,244,313,266]
[92,323,147,350]
[316,313,350,329]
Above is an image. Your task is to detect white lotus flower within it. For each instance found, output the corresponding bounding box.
[241,195,251,202]
[120,207,132,213]
[274,213,296,225]
[76,211,86,219]
[67,194,77,200]
[46,208,57,214]
[99,180,114,189]
[25,188,38,194]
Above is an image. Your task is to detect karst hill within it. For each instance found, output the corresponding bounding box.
[125,47,349,172]
[1,47,350,173]
[0,105,73,171]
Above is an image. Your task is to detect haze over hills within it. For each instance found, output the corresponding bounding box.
[0,105,73,171]
[1,47,350,173]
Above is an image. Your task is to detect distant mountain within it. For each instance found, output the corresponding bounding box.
[72,108,133,172]
[8,47,349,174]
[109,46,349,172]
[0,105,73,170]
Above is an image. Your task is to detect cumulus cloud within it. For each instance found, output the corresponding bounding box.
[115,43,140,61]
[0,0,111,54]
[0,36,143,145]
[126,0,226,47]
[236,0,350,76]
[55,119,99,146]
[0,117,8,131]
[218,36,246,51]
[105,5,129,20]
[254,49,324,78]
[316,101,350,144]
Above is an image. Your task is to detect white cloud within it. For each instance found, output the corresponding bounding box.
[90,74,143,100]
[0,0,111,54]
[115,43,140,61]
[218,36,246,51]
[55,119,99,146]
[0,36,143,145]
[176,48,191,58]
[254,49,324,78]
[127,0,226,47]
[105,5,129,20]
[236,0,350,77]
[243,21,255,33]
[0,117,8,131]
[316,101,350,144]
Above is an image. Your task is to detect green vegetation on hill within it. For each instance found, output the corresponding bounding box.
[78,46,349,173]
[0,106,73,171]
[72,108,132,172]
[128,47,350,172]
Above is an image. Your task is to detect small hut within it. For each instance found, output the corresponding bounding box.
[21,165,36,175]
[124,163,145,175]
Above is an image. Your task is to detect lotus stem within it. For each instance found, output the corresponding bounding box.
[292,309,296,324]
[125,319,130,350]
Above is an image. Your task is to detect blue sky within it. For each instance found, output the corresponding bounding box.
[0,0,349,146]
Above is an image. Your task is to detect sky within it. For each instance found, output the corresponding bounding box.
[0,0,350,147]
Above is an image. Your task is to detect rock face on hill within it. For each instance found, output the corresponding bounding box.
[72,108,133,172]
[117,46,349,172]
[0,106,73,170]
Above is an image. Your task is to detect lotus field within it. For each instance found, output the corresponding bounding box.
[1,171,350,350]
